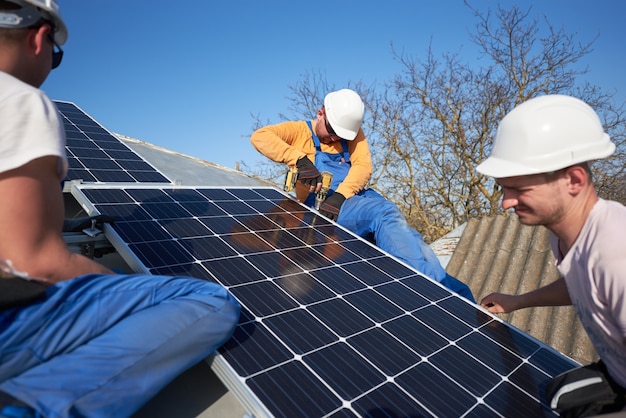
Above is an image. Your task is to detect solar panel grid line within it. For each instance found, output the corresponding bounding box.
[54,101,171,185]
[70,184,578,418]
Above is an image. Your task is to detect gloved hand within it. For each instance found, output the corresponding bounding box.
[319,192,345,221]
[296,157,322,189]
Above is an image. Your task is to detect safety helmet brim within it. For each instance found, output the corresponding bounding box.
[476,156,550,178]
[477,137,615,178]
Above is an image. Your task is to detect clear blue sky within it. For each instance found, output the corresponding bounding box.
[43,1,625,169]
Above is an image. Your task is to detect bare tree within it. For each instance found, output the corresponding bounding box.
[244,3,625,241]
[373,3,624,240]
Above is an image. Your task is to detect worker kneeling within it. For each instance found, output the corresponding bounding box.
[251,89,474,301]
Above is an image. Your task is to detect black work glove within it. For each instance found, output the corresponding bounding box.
[296,157,322,188]
[319,192,345,221]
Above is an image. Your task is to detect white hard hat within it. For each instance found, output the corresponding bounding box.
[324,89,365,140]
[0,0,67,45]
[477,95,615,178]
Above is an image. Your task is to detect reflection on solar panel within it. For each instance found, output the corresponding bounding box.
[54,101,170,184]
[71,184,578,418]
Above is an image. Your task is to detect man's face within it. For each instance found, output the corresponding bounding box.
[316,107,343,144]
[496,172,566,227]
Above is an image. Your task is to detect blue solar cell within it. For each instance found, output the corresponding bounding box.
[220,322,293,376]
[412,304,473,341]
[129,241,194,269]
[245,251,304,277]
[159,218,208,239]
[115,220,172,243]
[232,214,279,232]
[429,345,501,396]
[81,188,134,203]
[344,289,404,323]
[201,257,264,286]
[384,315,449,356]
[274,273,336,305]
[247,361,342,417]
[396,362,479,417]
[221,232,274,254]
[305,342,386,400]
[310,266,367,294]
[308,298,374,337]
[179,236,238,260]
[229,280,299,317]
[485,380,554,417]
[348,327,421,376]
[352,383,431,417]
[264,308,336,354]
[374,281,430,311]
[456,331,524,375]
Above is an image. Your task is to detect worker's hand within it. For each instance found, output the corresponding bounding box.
[296,157,322,193]
[480,292,520,314]
[319,192,345,221]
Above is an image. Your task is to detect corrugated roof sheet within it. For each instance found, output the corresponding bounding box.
[446,212,598,365]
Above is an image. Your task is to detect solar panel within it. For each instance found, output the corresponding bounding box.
[71,184,578,418]
[54,101,171,185]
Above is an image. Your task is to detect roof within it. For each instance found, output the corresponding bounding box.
[444,212,598,365]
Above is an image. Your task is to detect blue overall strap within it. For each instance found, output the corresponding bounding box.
[306,121,351,163]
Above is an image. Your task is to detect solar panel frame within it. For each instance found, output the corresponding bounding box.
[54,101,171,187]
[70,183,579,418]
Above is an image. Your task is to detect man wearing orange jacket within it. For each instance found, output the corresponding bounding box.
[251,89,474,301]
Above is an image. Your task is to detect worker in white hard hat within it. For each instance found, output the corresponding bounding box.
[477,95,626,415]
[251,89,474,301]
[0,1,240,416]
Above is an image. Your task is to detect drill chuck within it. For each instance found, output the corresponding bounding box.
[315,171,333,210]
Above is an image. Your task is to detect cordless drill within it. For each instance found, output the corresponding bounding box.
[284,168,333,209]
[315,171,333,210]
[284,166,298,192]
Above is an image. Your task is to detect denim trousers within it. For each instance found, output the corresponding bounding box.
[337,189,474,301]
[0,274,240,417]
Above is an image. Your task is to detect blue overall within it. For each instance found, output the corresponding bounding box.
[0,274,240,417]
[304,122,474,301]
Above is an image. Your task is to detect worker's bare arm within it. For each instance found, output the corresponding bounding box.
[0,156,112,283]
[480,277,571,313]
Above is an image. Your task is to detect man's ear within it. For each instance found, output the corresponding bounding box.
[28,25,49,56]
[564,165,588,195]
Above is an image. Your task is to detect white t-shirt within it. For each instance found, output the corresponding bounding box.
[0,71,67,178]
[551,199,626,387]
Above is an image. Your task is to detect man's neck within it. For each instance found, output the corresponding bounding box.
[551,188,599,256]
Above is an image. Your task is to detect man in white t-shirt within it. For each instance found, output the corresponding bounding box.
[0,1,240,416]
[477,94,626,414]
